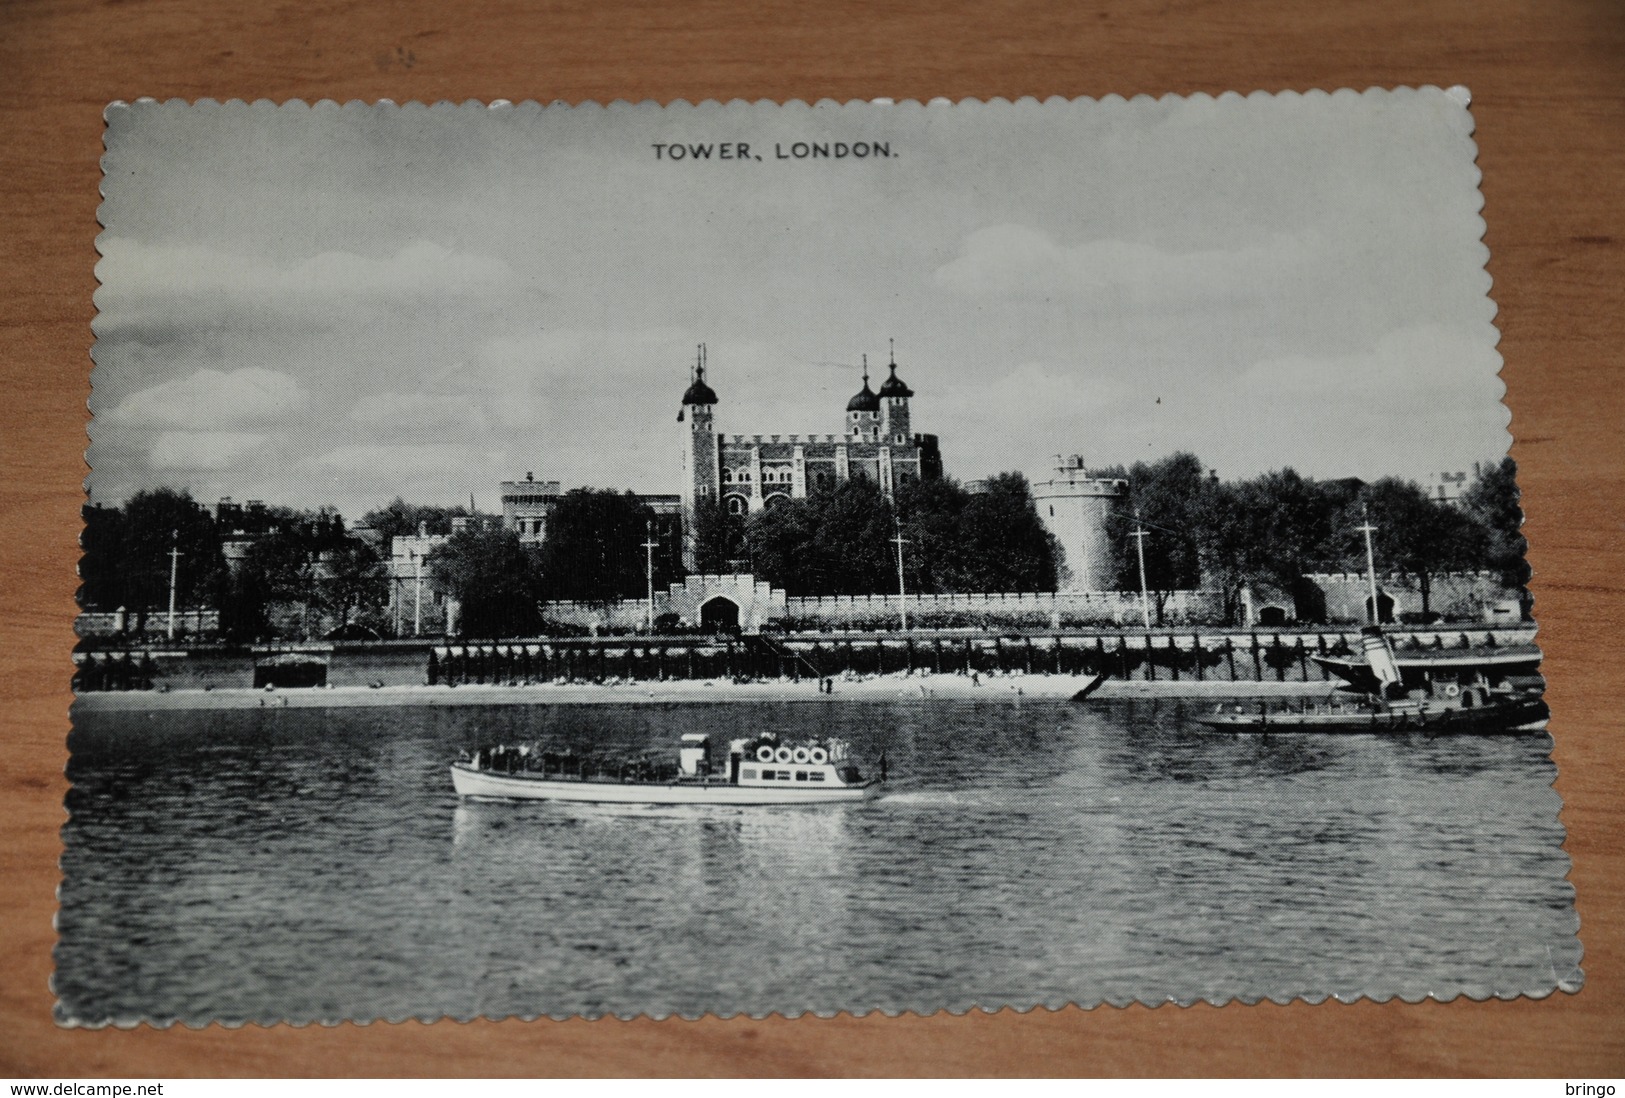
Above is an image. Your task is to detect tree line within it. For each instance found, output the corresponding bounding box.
[690,473,1060,596]
[1099,454,1526,623]
[77,456,1527,640]
[78,487,685,641]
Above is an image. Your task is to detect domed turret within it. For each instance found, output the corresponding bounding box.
[878,361,912,399]
[683,353,718,406]
[877,341,913,442]
[846,377,880,413]
[682,376,718,405]
[846,356,881,441]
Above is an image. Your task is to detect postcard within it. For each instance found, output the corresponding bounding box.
[62,90,1579,1025]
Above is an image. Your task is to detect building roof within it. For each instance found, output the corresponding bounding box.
[878,360,913,398]
[846,377,881,412]
[683,346,719,405]
[682,375,718,405]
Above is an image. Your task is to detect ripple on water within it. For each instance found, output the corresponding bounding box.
[56,698,1579,1023]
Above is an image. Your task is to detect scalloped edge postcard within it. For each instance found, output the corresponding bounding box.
[62,90,1579,1027]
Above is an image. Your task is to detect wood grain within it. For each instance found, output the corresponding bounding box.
[3,0,1622,1077]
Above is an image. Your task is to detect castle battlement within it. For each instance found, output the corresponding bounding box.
[1035,477,1129,496]
[683,346,941,566]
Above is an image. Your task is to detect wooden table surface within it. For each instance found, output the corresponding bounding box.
[3,0,1622,1078]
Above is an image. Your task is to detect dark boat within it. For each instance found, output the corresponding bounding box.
[1195,677,1549,736]
[1197,510,1546,735]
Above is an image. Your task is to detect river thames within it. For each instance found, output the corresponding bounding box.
[57,698,1580,1024]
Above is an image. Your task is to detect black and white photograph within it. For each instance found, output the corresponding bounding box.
[65,90,1579,1025]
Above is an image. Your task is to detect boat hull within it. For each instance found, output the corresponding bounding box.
[450,763,882,804]
[1195,697,1549,735]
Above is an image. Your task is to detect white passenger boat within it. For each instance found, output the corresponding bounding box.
[450,732,884,805]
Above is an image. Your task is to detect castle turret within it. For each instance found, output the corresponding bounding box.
[877,340,913,444]
[680,344,720,567]
[846,356,881,441]
[1034,455,1129,591]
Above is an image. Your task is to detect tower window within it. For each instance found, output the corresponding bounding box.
[1049,505,1054,516]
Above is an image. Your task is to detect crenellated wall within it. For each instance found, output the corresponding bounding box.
[539,576,1223,633]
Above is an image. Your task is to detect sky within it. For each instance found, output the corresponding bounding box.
[89,90,1509,520]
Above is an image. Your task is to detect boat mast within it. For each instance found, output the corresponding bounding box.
[1357,503,1381,625]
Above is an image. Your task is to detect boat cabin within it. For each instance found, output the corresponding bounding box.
[724,734,866,788]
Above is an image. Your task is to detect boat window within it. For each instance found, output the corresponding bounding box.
[795,770,807,781]
[779,771,792,780]
[760,769,774,779]
[743,768,757,779]
[809,772,825,781]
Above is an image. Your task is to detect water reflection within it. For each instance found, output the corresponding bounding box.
[57,698,1578,1023]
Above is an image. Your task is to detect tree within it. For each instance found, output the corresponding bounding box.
[78,503,129,612]
[747,480,896,595]
[1198,469,1340,623]
[536,488,675,602]
[428,526,546,637]
[236,506,352,638]
[358,498,473,542]
[930,473,1059,592]
[1106,453,1209,622]
[893,477,971,594]
[1463,457,1529,589]
[116,488,228,631]
[746,474,1059,597]
[316,538,389,631]
[1339,478,1487,619]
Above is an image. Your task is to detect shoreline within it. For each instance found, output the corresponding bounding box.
[73,674,1337,712]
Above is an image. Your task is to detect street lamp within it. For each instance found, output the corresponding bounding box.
[642,521,659,633]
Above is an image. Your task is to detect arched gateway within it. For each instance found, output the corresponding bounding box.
[700,595,741,633]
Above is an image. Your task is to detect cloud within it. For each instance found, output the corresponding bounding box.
[299,443,510,512]
[94,239,521,336]
[305,443,505,479]
[1237,323,1503,408]
[149,431,268,471]
[1070,323,1509,480]
[98,367,308,432]
[932,224,1316,306]
[347,390,490,435]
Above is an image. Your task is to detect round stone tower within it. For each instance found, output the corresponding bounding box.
[1033,455,1129,592]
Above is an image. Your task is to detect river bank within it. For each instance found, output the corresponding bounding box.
[72,673,1336,712]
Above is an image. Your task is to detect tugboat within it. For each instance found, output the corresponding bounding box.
[1195,508,1548,736]
[1195,643,1549,735]
[450,732,885,804]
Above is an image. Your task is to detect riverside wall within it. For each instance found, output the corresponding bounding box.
[538,572,1521,634]
[539,588,1223,632]
[73,624,1540,694]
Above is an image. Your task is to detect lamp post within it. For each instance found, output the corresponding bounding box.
[891,523,910,632]
[1356,505,1382,625]
[412,548,423,637]
[1130,511,1152,630]
[166,541,183,641]
[642,521,659,633]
